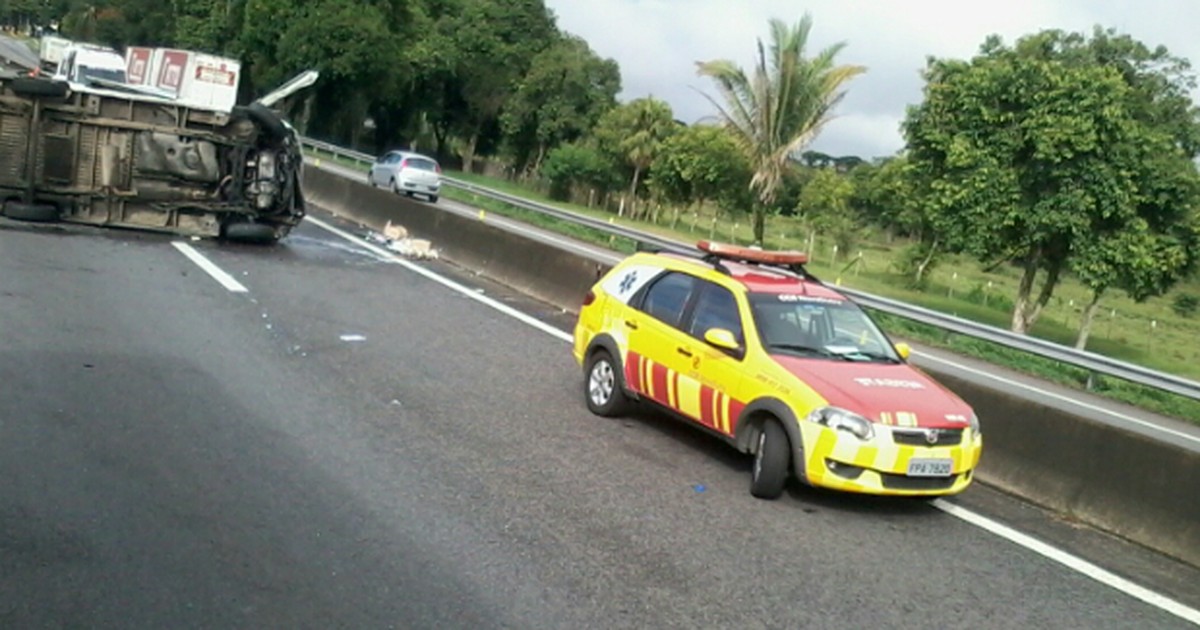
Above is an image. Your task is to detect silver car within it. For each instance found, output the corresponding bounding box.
[368,150,442,202]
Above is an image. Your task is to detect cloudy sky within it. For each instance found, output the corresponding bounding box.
[543,0,1200,160]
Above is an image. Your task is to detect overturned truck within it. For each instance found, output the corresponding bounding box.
[0,49,317,242]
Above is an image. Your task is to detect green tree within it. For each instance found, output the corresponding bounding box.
[796,167,857,256]
[903,28,1200,334]
[273,0,399,142]
[591,97,677,217]
[501,33,621,175]
[649,123,749,228]
[696,14,866,244]
[540,140,619,201]
[437,0,555,170]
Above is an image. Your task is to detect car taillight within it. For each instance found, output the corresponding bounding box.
[400,159,409,168]
[582,290,595,306]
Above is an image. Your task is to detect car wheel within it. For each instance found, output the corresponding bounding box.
[429,195,439,203]
[584,350,631,417]
[390,178,400,195]
[9,77,68,98]
[223,222,279,244]
[750,420,790,500]
[2,201,59,222]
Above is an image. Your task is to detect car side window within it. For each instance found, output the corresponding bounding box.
[639,272,698,328]
[688,283,743,345]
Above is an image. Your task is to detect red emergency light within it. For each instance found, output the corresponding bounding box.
[696,240,809,266]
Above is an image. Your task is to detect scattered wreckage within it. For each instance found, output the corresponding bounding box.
[365,220,440,260]
[0,36,317,242]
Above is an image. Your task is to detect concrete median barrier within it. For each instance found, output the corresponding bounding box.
[924,368,1199,567]
[302,163,1199,568]
[301,165,610,311]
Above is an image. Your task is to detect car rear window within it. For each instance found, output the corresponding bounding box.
[404,158,438,171]
[641,272,697,328]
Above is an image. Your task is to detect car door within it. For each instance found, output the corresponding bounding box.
[679,281,747,436]
[623,271,702,416]
[369,153,387,185]
[370,152,397,185]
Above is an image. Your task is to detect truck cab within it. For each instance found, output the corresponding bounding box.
[52,44,128,86]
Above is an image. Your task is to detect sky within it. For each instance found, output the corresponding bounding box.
[543,0,1200,160]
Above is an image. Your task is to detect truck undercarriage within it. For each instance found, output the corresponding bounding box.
[0,72,309,242]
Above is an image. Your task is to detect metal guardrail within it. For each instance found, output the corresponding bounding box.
[299,136,1200,402]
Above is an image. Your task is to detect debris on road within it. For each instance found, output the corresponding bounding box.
[340,334,366,342]
[364,220,440,260]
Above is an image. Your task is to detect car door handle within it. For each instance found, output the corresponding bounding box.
[677,347,693,357]
[624,320,638,330]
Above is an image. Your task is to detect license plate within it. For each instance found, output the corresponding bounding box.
[907,458,953,477]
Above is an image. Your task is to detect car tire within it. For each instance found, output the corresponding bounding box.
[223,221,279,244]
[390,178,400,195]
[10,77,68,98]
[429,195,439,203]
[750,420,790,500]
[584,350,631,417]
[2,201,59,222]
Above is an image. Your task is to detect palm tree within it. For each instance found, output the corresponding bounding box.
[696,14,865,244]
[594,97,677,218]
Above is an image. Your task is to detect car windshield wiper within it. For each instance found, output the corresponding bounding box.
[766,344,853,360]
[833,350,902,364]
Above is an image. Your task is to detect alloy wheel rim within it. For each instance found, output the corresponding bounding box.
[589,361,614,406]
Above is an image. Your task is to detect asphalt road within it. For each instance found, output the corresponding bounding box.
[2,214,1197,629]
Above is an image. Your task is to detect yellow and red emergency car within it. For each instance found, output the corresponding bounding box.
[572,241,982,500]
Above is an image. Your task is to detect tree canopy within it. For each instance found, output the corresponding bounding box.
[903,27,1200,335]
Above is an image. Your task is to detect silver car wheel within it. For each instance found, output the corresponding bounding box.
[589,360,615,407]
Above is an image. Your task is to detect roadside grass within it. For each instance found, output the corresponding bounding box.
[302,149,1200,423]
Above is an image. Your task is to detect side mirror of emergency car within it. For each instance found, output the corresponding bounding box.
[894,342,911,361]
[704,328,741,352]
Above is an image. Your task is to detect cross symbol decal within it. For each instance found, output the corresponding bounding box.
[618,271,638,293]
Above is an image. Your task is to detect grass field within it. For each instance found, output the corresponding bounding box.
[305,149,1200,424]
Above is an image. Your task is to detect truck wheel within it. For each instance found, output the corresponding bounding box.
[749,420,791,500]
[234,102,289,141]
[2,201,59,222]
[223,222,279,244]
[9,78,68,98]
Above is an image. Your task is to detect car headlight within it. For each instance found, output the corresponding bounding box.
[969,412,981,437]
[807,407,875,441]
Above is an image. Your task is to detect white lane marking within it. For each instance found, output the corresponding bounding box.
[933,500,1200,626]
[171,242,248,293]
[305,216,573,343]
[308,212,1199,624]
[913,351,1200,447]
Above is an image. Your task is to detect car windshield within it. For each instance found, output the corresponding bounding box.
[78,65,127,84]
[748,292,900,363]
